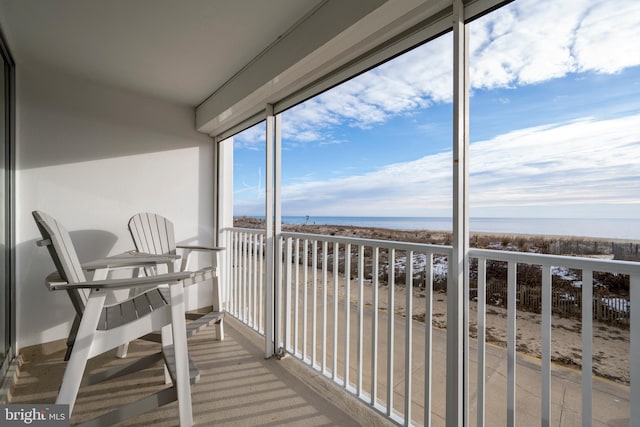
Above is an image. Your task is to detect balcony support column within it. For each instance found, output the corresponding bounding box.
[447,0,470,426]
[274,112,283,353]
[216,135,234,309]
[265,104,276,358]
[632,273,640,425]
[264,104,283,358]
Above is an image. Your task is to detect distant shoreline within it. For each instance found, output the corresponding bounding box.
[234,216,640,245]
[235,215,640,241]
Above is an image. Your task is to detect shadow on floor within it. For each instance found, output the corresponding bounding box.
[10,317,373,426]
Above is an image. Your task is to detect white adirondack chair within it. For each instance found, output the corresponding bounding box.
[128,212,225,340]
[32,211,198,426]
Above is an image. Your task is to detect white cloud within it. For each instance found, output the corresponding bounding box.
[274,0,640,142]
[281,36,453,142]
[235,114,640,217]
[233,121,266,149]
[470,0,640,88]
[573,0,640,73]
[469,115,640,210]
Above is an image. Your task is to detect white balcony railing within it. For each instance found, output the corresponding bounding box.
[221,227,639,426]
[222,228,266,335]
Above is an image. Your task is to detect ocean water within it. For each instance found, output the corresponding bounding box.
[272,216,640,241]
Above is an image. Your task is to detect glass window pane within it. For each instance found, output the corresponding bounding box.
[468,0,640,238]
[280,33,454,228]
[0,56,6,363]
[233,121,266,226]
[467,1,639,424]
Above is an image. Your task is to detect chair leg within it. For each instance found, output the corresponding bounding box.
[116,343,130,358]
[215,319,224,341]
[64,315,81,361]
[212,277,224,341]
[57,291,107,414]
[168,283,193,427]
[161,324,173,384]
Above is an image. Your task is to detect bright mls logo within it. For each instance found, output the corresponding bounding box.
[1,405,68,426]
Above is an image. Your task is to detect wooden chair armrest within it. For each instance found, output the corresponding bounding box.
[46,271,192,291]
[82,251,181,271]
[176,245,225,252]
[176,246,224,272]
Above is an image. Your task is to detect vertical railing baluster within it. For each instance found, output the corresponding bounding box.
[226,231,232,315]
[312,240,318,368]
[630,272,639,425]
[387,248,395,417]
[285,237,292,351]
[237,231,242,319]
[227,231,233,316]
[227,230,232,312]
[221,230,227,312]
[507,261,517,427]
[243,232,248,323]
[254,234,259,329]
[294,238,300,355]
[238,232,243,322]
[404,251,413,425]
[249,233,254,325]
[232,232,238,318]
[229,233,239,317]
[333,242,339,379]
[477,257,486,427]
[541,264,552,427]
[582,269,593,427]
[274,230,283,352]
[425,253,433,427]
[344,243,351,389]
[247,233,252,324]
[236,232,241,320]
[259,234,264,333]
[245,233,250,327]
[358,244,365,396]
[303,239,309,361]
[322,241,328,373]
[253,234,258,330]
[253,234,258,331]
[371,247,379,405]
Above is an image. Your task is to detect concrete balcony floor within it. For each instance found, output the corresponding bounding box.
[9,316,387,426]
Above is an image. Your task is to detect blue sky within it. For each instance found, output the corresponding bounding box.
[233,0,640,219]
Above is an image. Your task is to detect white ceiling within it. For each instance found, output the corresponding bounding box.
[0,0,325,106]
[0,0,472,136]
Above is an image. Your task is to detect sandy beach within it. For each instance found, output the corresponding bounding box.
[235,217,632,385]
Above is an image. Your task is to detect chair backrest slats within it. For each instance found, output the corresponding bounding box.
[32,211,88,316]
[129,213,176,256]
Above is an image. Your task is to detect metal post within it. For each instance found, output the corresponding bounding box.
[265,105,275,358]
[631,273,640,426]
[274,112,283,353]
[215,136,234,310]
[581,270,593,427]
[447,0,469,426]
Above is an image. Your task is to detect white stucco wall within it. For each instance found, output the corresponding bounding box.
[15,64,215,350]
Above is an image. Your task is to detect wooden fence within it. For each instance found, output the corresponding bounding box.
[473,280,630,327]
[614,242,640,261]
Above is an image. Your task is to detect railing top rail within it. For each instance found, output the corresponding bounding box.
[281,230,453,255]
[224,227,638,275]
[471,247,640,276]
[223,227,267,235]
